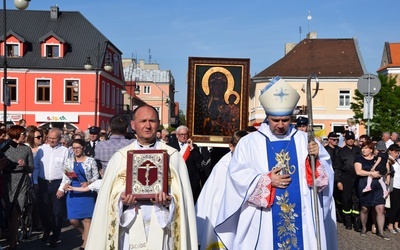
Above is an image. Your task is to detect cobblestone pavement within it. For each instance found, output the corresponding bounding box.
[1,222,400,249]
[337,222,400,250]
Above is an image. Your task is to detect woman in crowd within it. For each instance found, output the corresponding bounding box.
[355,141,389,240]
[3,125,34,249]
[61,139,99,249]
[386,144,400,233]
[26,127,43,157]
[26,127,44,231]
[60,135,70,147]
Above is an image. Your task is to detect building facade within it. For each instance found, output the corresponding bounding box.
[378,42,400,84]
[0,6,124,131]
[123,59,178,128]
[250,32,367,137]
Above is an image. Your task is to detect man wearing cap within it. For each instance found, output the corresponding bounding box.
[335,130,362,231]
[296,116,308,132]
[215,77,337,250]
[325,132,343,223]
[85,126,100,158]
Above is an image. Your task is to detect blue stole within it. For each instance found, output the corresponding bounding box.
[266,135,303,250]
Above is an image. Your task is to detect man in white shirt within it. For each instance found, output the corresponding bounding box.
[33,128,69,248]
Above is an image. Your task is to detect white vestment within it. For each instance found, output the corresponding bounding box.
[196,152,231,250]
[86,141,198,250]
[215,123,337,250]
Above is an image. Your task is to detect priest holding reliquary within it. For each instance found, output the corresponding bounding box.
[86,105,197,250]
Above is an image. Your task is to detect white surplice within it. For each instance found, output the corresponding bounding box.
[196,151,232,250]
[215,123,337,250]
[86,141,198,250]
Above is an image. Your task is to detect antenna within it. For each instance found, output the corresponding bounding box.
[148,49,152,63]
[307,11,312,34]
[299,26,302,41]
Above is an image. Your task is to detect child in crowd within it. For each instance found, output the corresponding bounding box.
[363,141,390,198]
[66,179,102,193]
[346,118,358,139]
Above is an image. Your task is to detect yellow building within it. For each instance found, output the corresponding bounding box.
[250,32,367,138]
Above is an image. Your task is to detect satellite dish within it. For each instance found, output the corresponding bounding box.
[357,74,381,96]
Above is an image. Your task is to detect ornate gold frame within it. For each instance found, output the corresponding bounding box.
[187,57,250,144]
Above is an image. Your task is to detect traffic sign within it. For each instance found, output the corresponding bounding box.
[357,74,381,96]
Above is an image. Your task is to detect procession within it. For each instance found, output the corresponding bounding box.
[1,1,400,250]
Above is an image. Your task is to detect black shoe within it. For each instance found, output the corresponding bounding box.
[353,217,361,232]
[344,215,352,230]
[49,239,57,248]
[360,228,367,236]
[378,233,390,241]
[41,231,50,243]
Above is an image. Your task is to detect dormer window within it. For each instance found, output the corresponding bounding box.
[7,44,19,57]
[39,31,66,58]
[46,44,60,58]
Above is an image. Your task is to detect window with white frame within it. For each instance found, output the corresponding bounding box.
[46,44,60,58]
[113,54,119,77]
[143,85,151,94]
[6,44,19,57]
[101,81,105,105]
[65,80,79,103]
[112,86,115,108]
[36,79,51,102]
[106,83,110,107]
[154,107,161,119]
[8,79,17,102]
[339,90,351,107]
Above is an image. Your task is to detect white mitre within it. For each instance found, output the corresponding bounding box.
[259,76,300,116]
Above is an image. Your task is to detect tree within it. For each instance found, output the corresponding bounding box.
[178,109,186,126]
[350,74,400,137]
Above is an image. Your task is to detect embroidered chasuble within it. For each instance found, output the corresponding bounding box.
[266,136,303,249]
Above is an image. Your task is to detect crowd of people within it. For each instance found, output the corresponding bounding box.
[328,129,400,241]
[0,77,338,250]
[1,76,397,249]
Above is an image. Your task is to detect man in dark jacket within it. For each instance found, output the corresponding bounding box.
[168,125,203,203]
[85,126,100,157]
[325,132,343,223]
[335,131,362,231]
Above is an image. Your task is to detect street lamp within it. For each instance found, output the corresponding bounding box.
[3,0,31,127]
[121,81,140,112]
[84,42,113,127]
[151,82,173,128]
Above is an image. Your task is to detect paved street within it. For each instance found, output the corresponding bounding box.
[1,221,400,249]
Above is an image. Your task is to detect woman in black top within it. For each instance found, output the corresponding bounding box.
[355,141,388,240]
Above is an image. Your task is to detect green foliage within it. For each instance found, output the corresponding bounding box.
[350,75,400,137]
[178,109,186,126]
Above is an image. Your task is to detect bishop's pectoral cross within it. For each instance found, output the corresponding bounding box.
[138,163,157,186]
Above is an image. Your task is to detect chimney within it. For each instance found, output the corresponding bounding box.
[285,43,297,55]
[307,32,317,39]
[50,5,59,20]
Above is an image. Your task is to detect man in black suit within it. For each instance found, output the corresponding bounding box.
[85,126,100,157]
[168,125,203,203]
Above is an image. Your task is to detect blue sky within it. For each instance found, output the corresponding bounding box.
[12,0,400,112]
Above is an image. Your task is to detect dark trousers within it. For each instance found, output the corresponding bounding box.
[388,188,400,224]
[341,176,360,214]
[38,178,65,241]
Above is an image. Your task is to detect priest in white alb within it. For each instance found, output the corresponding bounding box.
[86,105,197,250]
[215,77,337,250]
